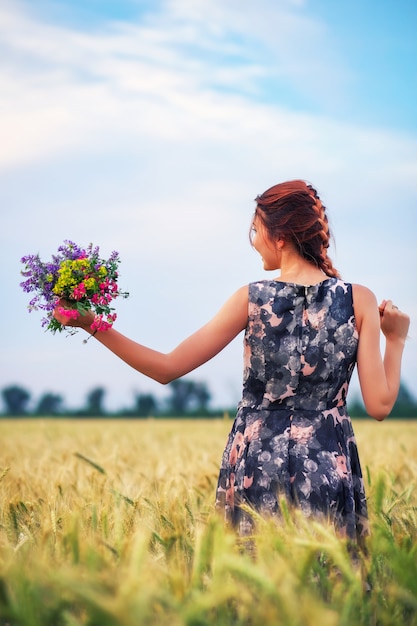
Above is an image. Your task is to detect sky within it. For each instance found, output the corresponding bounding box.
[1,0,416,413]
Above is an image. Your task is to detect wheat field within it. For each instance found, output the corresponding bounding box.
[0,418,416,625]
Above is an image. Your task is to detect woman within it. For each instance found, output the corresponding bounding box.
[53,180,410,541]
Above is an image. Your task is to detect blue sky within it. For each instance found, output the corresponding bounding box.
[30,0,417,131]
[1,0,416,412]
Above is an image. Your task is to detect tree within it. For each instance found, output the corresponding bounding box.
[2,385,31,416]
[166,379,211,415]
[83,387,106,416]
[391,382,417,418]
[192,382,211,413]
[132,393,159,417]
[35,392,63,416]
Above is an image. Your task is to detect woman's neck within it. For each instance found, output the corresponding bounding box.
[276,253,326,285]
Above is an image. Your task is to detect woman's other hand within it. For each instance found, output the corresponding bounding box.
[379,299,410,342]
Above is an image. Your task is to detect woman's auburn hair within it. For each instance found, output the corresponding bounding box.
[254,180,340,278]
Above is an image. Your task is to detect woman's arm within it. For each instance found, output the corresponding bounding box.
[352,284,410,420]
[53,285,249,384]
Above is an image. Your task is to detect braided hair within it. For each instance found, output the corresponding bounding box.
[254,180,340,278]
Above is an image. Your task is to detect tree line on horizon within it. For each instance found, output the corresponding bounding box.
[0,379,215,418]
[1,379,417,419]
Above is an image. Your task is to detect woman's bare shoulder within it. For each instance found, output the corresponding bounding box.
[351,284,379,331]
[351,283,377,305]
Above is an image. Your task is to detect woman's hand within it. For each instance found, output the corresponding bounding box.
[378,299,410,343]
[53,299,95,329]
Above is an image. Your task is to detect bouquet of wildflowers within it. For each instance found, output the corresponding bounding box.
[20,240,129,334]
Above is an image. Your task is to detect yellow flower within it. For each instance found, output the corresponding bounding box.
[52,259,80,294]
[84,277,96,291]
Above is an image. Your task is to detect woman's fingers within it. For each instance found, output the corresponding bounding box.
[378,299,387,317]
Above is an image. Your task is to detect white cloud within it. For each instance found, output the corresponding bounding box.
[0,0,353,168]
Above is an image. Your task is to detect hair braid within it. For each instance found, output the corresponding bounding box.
[255,180,341,278]
[307,186,340,278]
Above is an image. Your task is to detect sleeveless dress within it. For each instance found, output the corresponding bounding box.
[215,278,368,541]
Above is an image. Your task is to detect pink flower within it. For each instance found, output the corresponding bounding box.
[91,312,117,332]
[56,306,79,320]
[72,283,86,300]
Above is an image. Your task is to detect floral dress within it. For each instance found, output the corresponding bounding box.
[215,278,368,541]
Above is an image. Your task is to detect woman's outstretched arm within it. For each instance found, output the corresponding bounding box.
[352,284,410,420]
[53,285,249,384]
